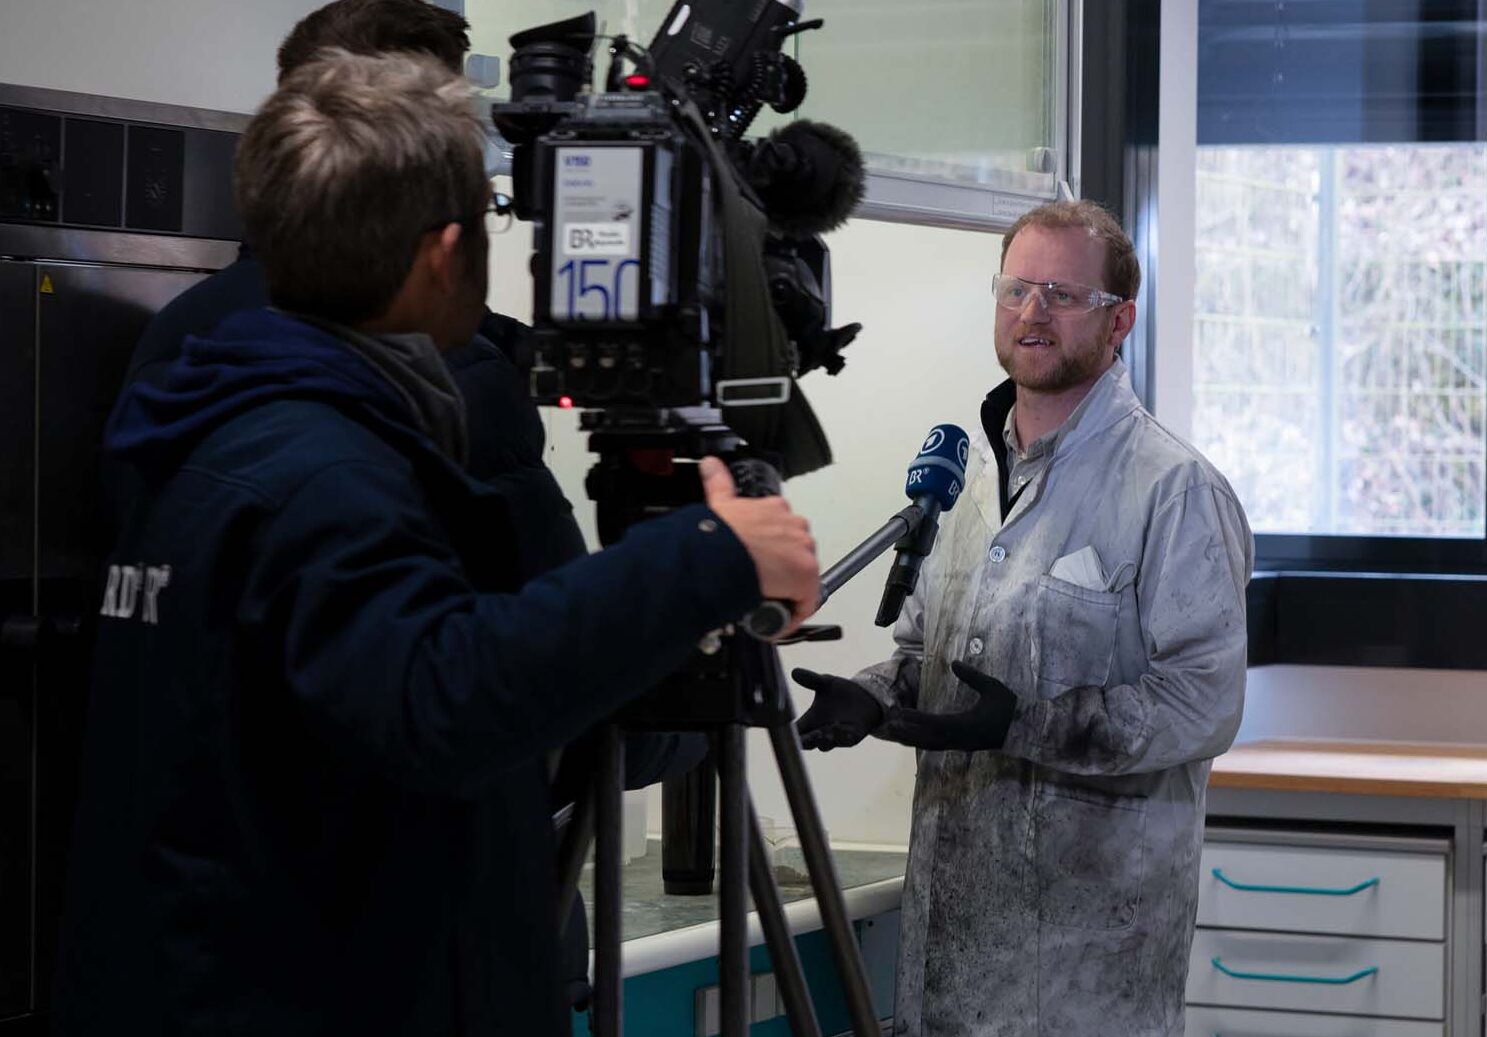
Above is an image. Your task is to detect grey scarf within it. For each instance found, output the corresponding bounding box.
[296,313,470,465]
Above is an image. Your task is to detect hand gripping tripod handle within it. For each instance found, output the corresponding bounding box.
[742,599,793,639]
[726,457,798,640]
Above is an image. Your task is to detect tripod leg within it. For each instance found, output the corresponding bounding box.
[747,801,823,1037]
[557,792,596,932]
[594,725,625,1037]
[717,724,750,1037]
[768,721,881,1037]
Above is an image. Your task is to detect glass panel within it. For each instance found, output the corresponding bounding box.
[467,0,1061,189]
[1198,0,1482,146]
[1191,143,1487,538]
[789,0,1059,187]
[1191,1,1487,540]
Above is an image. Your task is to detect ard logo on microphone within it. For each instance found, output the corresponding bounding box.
[921,429,945,453]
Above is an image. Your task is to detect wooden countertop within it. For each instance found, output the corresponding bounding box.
[1210,739,1487,799]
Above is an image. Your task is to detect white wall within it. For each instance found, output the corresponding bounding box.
[1240,666,1487,744]
[0,0,325,113]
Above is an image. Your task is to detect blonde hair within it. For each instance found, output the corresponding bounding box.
[1000,200,1141,302]
[235,49,486,323]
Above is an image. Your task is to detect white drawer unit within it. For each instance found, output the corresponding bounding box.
[1185,929,1444,1020]
[1185,1005,1443,1037]
[1198,841,1446,940]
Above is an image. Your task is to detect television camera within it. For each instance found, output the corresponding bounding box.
[491,0,865,479]
[489,5,885,1035]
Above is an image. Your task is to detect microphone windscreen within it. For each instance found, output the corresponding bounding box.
[748,119,865,238]
[904,424,969,512]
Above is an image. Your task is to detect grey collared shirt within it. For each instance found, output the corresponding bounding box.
[1002,405,1059,504]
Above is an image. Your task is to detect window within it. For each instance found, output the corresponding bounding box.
[1188,0,1487,570]
[1193,143,1487,540]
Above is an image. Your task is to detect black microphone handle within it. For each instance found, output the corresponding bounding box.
[818,503,924,605]
[741,500,935,639]
[874,496,944,628]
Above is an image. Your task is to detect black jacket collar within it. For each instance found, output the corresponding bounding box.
[981,378,1017,515]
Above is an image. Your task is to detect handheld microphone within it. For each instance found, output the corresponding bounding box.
[876,424,969,627]
[745,119,866,238]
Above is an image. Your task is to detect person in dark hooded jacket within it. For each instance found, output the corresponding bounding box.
[54,50,820,1037]
[109,0,705,1012]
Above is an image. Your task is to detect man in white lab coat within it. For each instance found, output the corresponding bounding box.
[793,200,1255,1036]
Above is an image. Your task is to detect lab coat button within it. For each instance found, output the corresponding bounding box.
[968,637,984,655]
[989,545,1006,563]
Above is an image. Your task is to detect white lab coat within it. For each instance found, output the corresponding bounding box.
[857,362,1254,1036]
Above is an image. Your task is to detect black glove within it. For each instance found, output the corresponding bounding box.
[792,668,886,751]
[877,661,1019,752]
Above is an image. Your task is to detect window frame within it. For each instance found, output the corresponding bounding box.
[851,0,1079,232]
[1152,0,1487,668]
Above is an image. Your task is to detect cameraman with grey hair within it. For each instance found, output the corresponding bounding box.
[56,51,819,1037]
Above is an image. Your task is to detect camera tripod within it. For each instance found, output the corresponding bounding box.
[554,409,881,1037]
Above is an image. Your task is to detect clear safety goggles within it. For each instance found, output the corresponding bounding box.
[992,273,1125,315]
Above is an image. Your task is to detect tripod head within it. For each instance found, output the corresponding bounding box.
[580,406,805,728]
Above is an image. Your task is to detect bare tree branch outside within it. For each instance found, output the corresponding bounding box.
[1192,144,1487,538]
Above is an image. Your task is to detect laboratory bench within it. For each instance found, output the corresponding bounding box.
[578,839,906,1036]
[1195,740,1487,1037]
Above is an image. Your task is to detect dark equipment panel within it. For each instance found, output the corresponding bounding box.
[0,104,238,240]
[0,260,207,1031]
[0,109,60,223]
[125,125,185,233]
[36,264,204,584]
[0,262,38,1026]
[0,82,239,1035]
[60,119,124,228]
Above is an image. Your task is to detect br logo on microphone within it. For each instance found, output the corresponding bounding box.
[904,423,970,514]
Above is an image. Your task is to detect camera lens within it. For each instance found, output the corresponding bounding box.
[510,43,591,104]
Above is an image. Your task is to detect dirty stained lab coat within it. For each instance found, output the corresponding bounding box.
[857,361,1254,1036]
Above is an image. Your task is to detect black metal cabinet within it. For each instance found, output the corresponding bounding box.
[0,261,40,1026]
[0,259,205,1029]
[0,81,242,1035]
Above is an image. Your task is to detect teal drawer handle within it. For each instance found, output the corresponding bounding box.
[1212,868,1380,896]
[1211,957,1378,985]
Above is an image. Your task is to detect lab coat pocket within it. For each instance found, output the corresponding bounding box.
[1034,784,1147,930]
[1030,574,1120,692]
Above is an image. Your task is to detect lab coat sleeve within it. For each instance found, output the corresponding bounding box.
[1001,482,1253,776]
[851,572,927,712]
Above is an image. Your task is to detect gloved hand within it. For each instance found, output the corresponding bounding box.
[791,668,886,751]
[877,661,1019,752]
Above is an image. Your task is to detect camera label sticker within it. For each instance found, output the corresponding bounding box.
[563,222,632,256]
[552,146,644,323]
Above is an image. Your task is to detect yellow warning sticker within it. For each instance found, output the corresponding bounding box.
[39,275,54,295]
